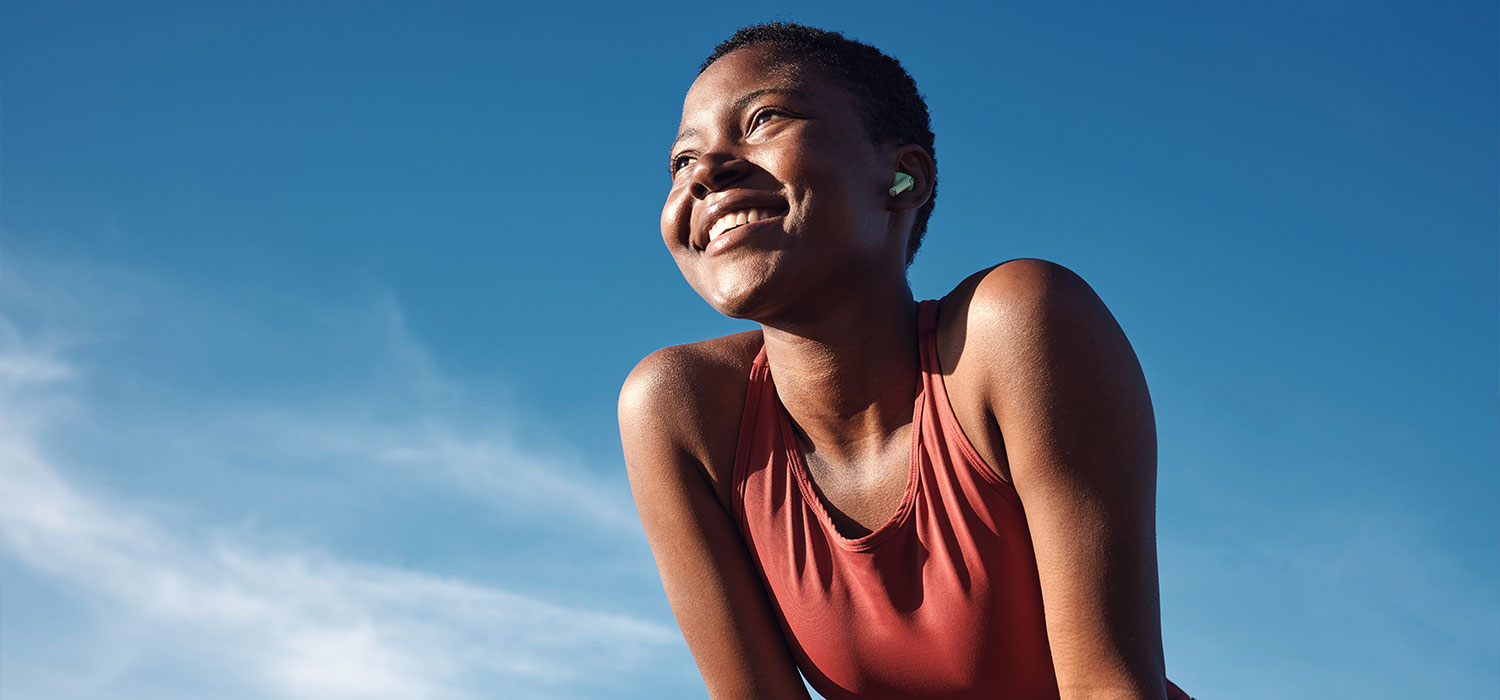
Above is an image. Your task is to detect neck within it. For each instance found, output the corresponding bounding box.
[760,283,920,466]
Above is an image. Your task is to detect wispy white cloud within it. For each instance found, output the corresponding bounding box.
[2,257,641,533]
[266,413,643,531]
[0,257,687,699]
[1,431,676,699]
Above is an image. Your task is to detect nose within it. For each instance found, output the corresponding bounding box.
[688,152,749,200]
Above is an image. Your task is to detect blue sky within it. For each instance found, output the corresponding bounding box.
[2,2,1495,698]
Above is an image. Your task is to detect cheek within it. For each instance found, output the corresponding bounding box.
[661,182,698,245]
[659,206,674,247]
[801,153,882,232]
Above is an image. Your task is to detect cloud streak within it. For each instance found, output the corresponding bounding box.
[0,260,685,699]
[1,437,675,699]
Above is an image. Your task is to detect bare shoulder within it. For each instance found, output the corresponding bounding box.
[933,259,1147,483]
[618,330,764,508]
[937,257,1131,384]
[618,329,765,430]
[943,258,1110,340]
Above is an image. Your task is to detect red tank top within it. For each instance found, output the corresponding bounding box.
[731,299,1191,700]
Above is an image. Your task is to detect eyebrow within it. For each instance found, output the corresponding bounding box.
[670,87,810,150]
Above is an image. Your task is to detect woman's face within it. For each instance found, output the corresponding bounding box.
[661,45,904,320]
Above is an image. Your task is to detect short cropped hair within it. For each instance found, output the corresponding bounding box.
[700,23,937,266]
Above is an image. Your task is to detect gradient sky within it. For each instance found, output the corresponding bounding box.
[2,3,1496,699]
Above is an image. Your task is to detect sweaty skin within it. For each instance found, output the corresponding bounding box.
[621,44,1168,700]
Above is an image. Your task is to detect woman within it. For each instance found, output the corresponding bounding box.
[620,23,1192,700]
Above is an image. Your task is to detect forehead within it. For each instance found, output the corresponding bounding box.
[678,45,856,126]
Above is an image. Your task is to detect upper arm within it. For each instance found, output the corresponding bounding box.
[618,348,811,700]
[969,259,1166,699]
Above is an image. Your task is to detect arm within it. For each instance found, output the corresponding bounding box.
[972,260,1168,700]
[618,347,813,700]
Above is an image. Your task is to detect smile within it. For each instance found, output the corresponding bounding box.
[708,207,786,244]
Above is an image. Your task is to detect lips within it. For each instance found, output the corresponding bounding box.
[692,194,789,252]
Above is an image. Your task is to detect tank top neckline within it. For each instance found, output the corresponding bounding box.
[746,299,944,553]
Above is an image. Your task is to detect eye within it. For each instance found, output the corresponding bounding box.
[670,153,696,175]
[748,107,788,132]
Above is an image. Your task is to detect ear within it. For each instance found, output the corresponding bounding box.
[885,144,935,213]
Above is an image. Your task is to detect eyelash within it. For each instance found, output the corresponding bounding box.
[669,107,794,176]
[748,107,788,131]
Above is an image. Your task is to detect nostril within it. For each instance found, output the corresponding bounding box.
[690,154,748,197]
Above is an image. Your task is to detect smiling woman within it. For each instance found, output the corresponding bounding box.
[620,23,1192,700]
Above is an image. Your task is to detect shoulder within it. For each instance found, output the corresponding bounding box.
[934,258,1150,472]
[619,330,764,426]
[938,258,1131,383]
[618,330,764,505]
[943,258,1109,339]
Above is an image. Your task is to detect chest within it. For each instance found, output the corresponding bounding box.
[735,417,1058,699]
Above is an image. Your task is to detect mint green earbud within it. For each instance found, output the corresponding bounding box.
[889,172,914,196]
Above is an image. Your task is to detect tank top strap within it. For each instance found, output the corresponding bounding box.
[917,298,941,335]
[917,299,943,380]
[730,344,772,526]
[735,344,772,453]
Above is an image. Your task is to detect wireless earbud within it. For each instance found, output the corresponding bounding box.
[889,172,914,196]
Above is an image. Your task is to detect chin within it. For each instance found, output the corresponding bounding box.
[692,267,787,321]
[700,281,770,320]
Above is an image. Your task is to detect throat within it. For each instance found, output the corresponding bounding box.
[793,419,915,539]
[761,300,923,453]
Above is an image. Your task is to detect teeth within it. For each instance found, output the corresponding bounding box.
[708,207,782,243]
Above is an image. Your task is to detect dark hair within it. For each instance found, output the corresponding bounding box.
[700,23,937,266]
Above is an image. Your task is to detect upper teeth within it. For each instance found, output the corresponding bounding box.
[708,208,780,243]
